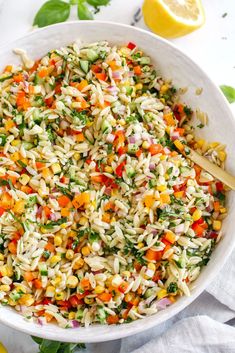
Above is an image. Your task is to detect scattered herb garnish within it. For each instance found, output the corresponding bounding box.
[220,85,235,104]
[31,337,85,353]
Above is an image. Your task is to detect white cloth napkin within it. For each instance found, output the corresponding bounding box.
[117,252,235,353]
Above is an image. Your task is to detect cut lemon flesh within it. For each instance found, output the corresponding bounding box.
[0,343,7,353]
[142,0,205,38]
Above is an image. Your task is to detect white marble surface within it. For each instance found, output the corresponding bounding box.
[0,0,234,352]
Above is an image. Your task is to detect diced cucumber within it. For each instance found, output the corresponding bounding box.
[22,141,34,150]
[0,135,7,146]
[39,263,48,276]
[126,165,135,178]
[140,56,151,65]
[126,86,133,96]
[97,307,106,323]
[80,60,89,74]
[127,143,139,154]
[101,119,111,134]
[175,257,186,269]
[0,74,13,82]
[76,308,84,320]
[86,49,99,62]
[144,288,155,299]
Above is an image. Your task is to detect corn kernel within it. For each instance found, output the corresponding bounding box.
[157,289,167,299]
[124,292,134,303]
[67,230,77,238]
[209,142,219,148]
[68,312,76,320]
[160,155,166,160]
[66,275,79,289]
[197,139,205,148]
[84,297,94,305]
[72,258,84,270]
[55,291,65,301]
[51,163,61,175]
[118,119,126,126]
[13,200,25,214]
[218,151,226,162]
[81,246,90,256]
[54,277,61,286]
[19,294,34,306]
[104,166,113,173]
[220,207,227,214]
[0,266,7,277]
[10,152,20,162]
[122,271,130,278]
[142,141,150,149]
[137,242,144,249]
[0,284,10,292]
[192,209,202,222]
[174,140,184,152]
[135,83,143,91]
[79,216,87,225]
[8,298,17,306]
[157,185,167,192]
[73,152,81,161]
[15,285,26,293]
[19,174,30,186]
[42,168,52,179]
[94,285,105,294]
[148,263,156,271]
[11,139,21,146]
[46,286,55,297]
[0,254,4,261]
[50,255,61,265]
[160,84,169,94]
[66,249,74,260]
[54,236,62,247]
[213,220,222,231]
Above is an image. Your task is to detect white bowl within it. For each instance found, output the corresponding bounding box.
[0,21,234,343]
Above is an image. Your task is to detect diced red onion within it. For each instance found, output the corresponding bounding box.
[107,86,118,94]
[36,206,43,217]
[72,320,80,328]
[171,132,179,141]
[48,213,57,221]
[149,163,155,171]
[164,147,171,154]
[175,223,185,234]
[156,297,172,309]
[38,318,43,326]
[106,133,115,143]
[129,136,136,144]
[112,71,122,79]
[128,71,135,77]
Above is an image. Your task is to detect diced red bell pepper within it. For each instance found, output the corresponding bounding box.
[115,161,126,177]
[0,207,5,217]
[127,42,136,50]
[216,182,224,192]
[69,295,83,307]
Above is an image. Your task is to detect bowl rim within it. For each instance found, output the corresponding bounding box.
[0,20,234,343]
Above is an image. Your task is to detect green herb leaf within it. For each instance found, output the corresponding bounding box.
[220,85,235,104]
[31,336,43,345]
[87,0,110,6]
[39,339,61,353]
[33,0,71,28]
[77,0,94,20]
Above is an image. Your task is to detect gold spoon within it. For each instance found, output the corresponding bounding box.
[174,140,235,190]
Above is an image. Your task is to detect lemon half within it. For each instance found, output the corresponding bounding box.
[142,0,205,38]
[0,343,7,353]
